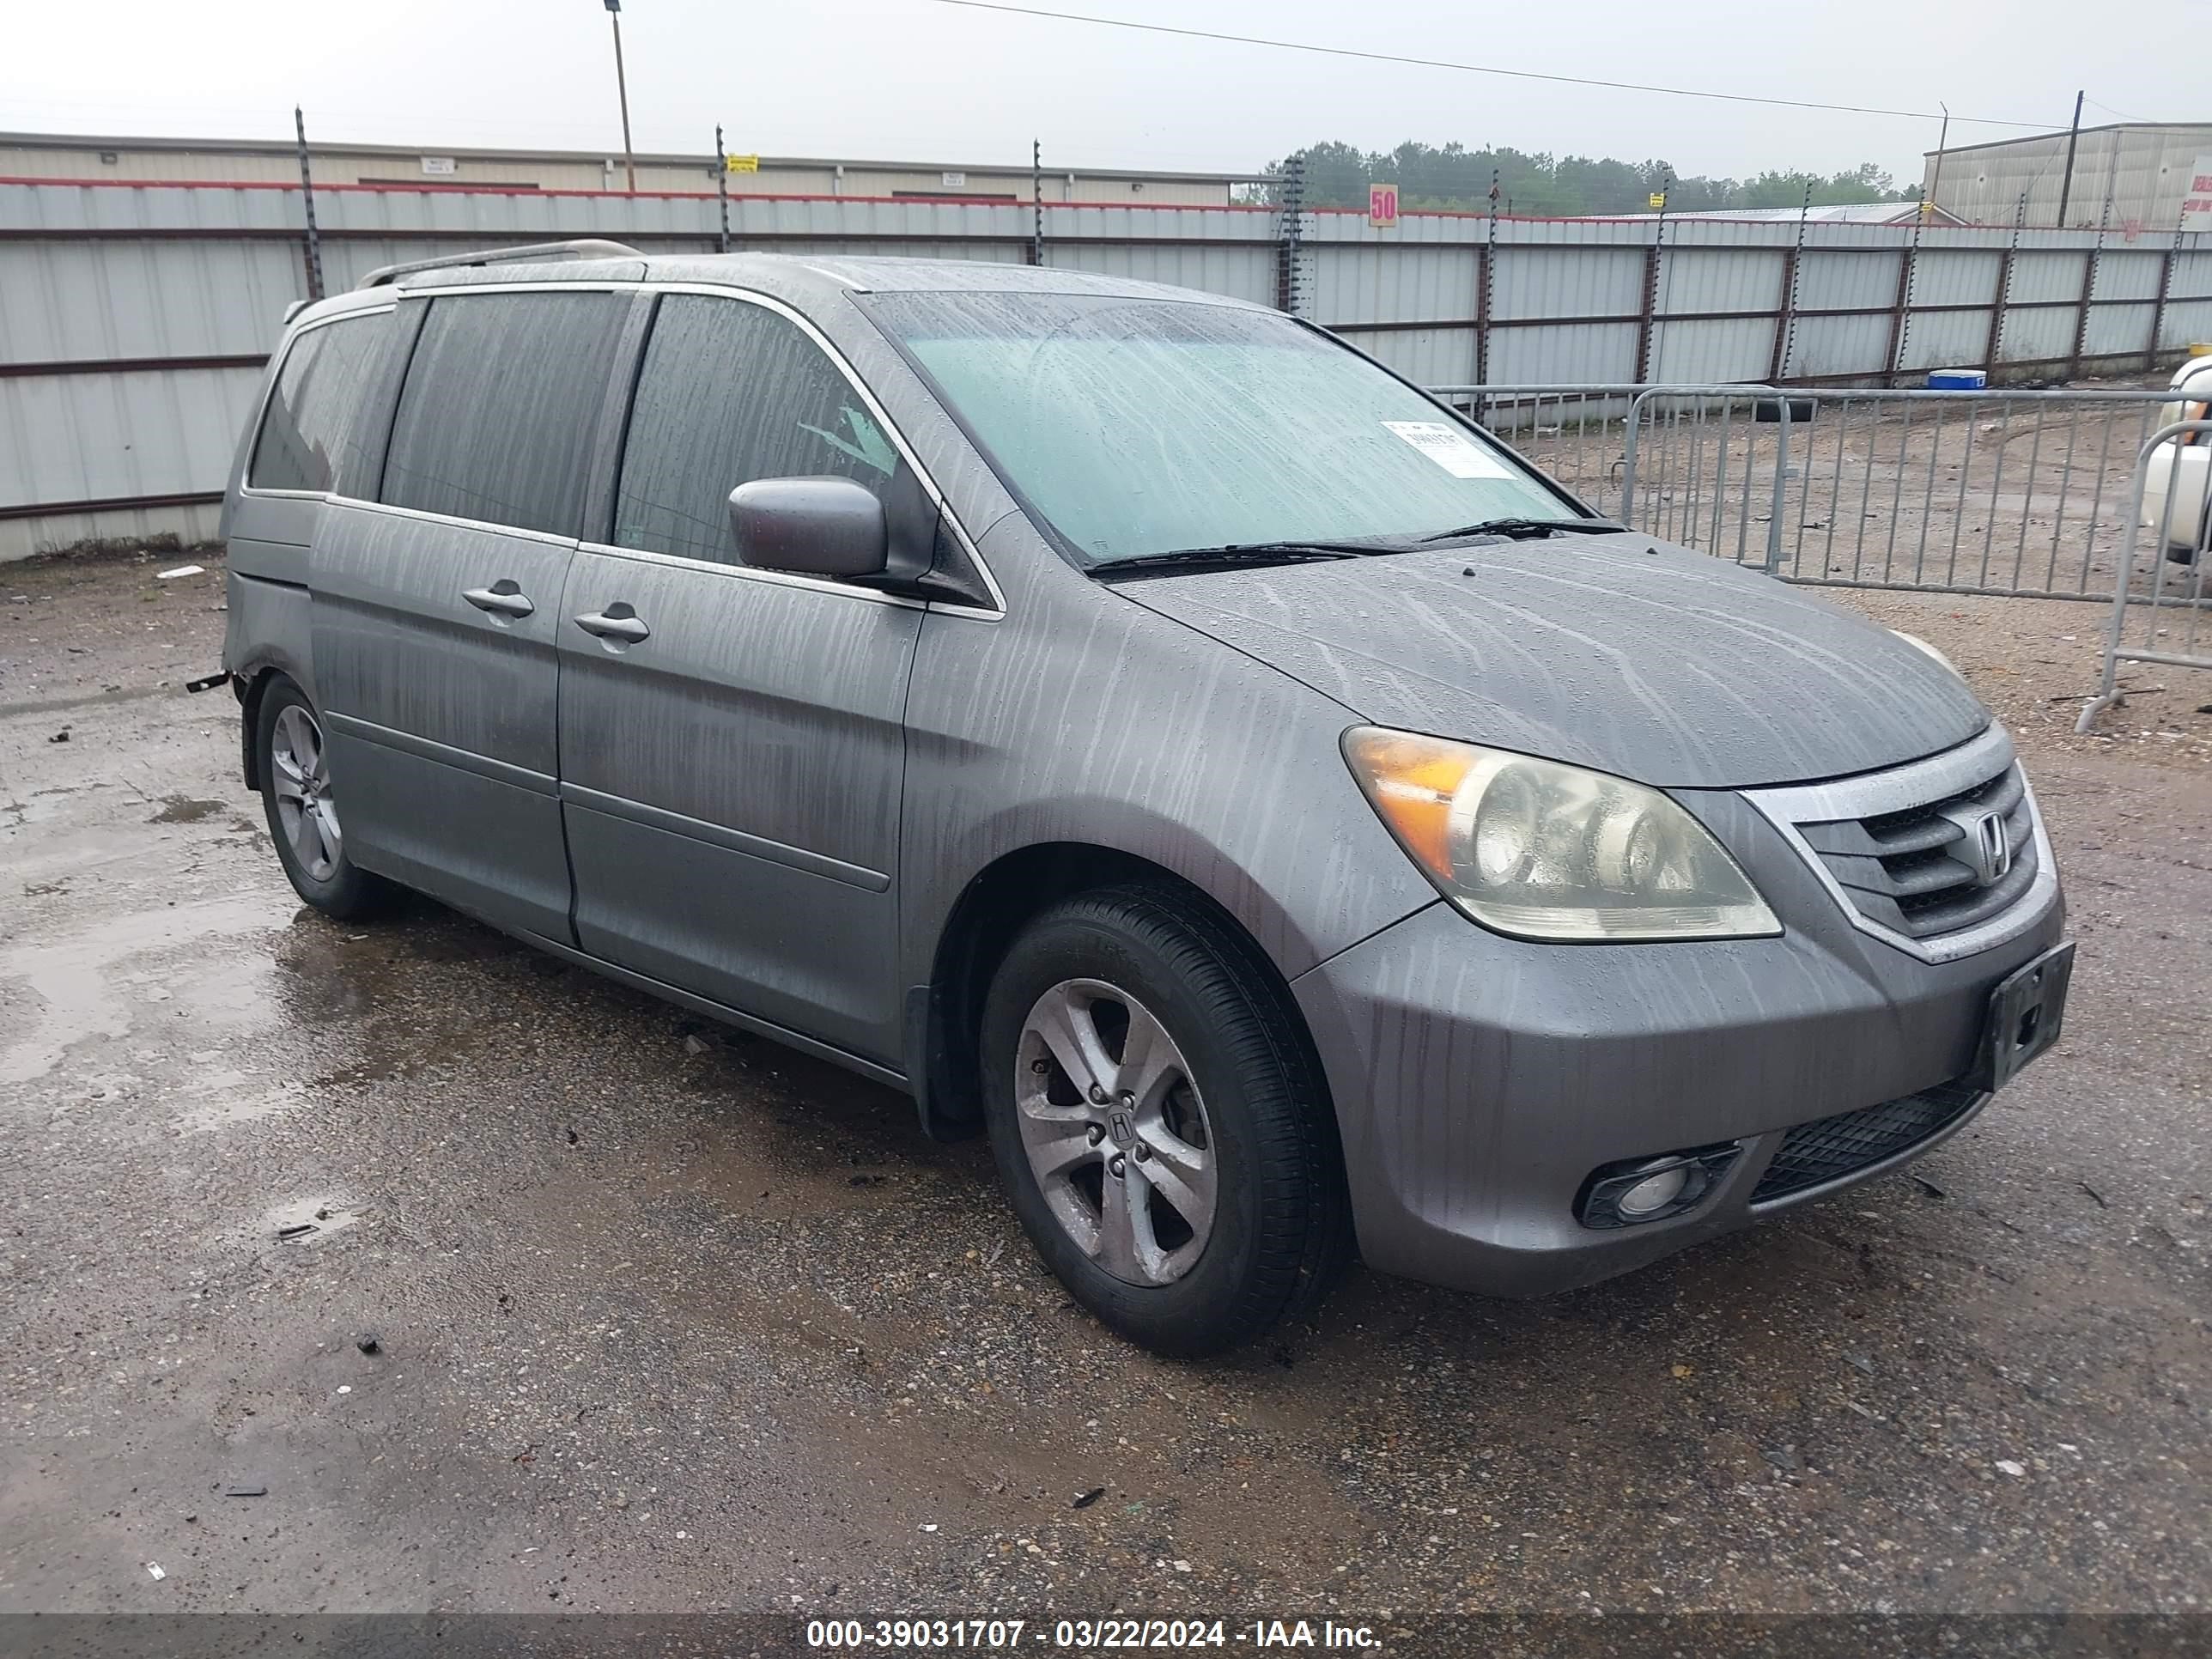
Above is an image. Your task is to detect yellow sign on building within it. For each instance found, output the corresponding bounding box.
[725,154,760,173]
[1648,191,1667,210]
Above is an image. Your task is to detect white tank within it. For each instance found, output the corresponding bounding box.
[2139,354,2212,561]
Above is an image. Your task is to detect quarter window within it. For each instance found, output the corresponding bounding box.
[247,313,389,494]
[380,291,625,536]
[615,295,901,565]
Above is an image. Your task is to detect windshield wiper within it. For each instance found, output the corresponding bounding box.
[1090,541,1389,578]
[1420,516,1627,544]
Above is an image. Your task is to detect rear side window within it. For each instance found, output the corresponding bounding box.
[614,295,901,565]
[247,313,388,494]
[380,291,625,536]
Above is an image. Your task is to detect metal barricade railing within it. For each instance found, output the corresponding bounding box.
[1428,386,1648,520]
[1428,380,2187,602]
[2076,420,2212,732]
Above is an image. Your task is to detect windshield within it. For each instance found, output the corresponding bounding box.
[864,291,1571,566]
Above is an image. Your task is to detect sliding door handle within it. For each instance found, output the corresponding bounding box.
[574,608,650,644]
[462,582,535,618]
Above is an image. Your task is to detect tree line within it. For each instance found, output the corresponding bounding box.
[1249,140,1917,215]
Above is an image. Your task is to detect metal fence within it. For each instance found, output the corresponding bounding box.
[2079,422,2212,729]
[8,172,2212,559]
[1441,382,2191,601]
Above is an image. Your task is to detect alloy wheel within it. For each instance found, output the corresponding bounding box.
[1015,977,1218,1287]
[270,702,342,881]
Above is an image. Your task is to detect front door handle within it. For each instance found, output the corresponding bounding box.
[573,606,650,644]
[462,582,535,618]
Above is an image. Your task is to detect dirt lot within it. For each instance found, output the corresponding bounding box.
[2,550,2208,1643]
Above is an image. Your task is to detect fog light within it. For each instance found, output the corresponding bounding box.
[1617,1165,1689,1217]
[1577,1143,1742,1230]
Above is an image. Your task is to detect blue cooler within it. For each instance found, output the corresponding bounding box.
[1927,368,1988,391]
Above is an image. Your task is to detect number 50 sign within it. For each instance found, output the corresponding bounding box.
[1368,182,1399,228]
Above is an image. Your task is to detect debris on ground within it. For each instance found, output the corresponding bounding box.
[144,1563,166,1580]
[155,565,204,580]
[1073,1486,1107,1509]
[1911,1175,1949,1200]
[48,730,69,744]
[276,1222,318,1241]
[356,1335,380,1355]
[224,1484,266,1498]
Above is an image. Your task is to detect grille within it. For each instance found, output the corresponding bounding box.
[1792,759,2038,941]
[1749,1079,1984,1206]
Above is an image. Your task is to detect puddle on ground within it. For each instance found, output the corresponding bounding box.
[0,892,283,1085]
[184,950,279,1026]
[149,795,224,824]
[174,1073,308,1134]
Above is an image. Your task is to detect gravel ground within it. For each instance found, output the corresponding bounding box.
[1,549,2207,1640]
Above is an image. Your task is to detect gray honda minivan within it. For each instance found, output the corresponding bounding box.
[219,242,2071,1356]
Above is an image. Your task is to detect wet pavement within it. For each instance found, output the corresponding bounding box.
[2,550,2209,1625]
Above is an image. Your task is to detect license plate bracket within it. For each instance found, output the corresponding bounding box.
[1976,941,2075,1093]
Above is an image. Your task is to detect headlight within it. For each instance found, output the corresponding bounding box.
[1342,727,1780,943]
[1891,629,1960,676]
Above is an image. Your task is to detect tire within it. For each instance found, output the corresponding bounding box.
[254,676,398,921]
[980,884,1347,1357]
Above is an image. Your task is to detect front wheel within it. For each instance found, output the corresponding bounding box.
[980,885,1346,1357]
[255,676,398,921]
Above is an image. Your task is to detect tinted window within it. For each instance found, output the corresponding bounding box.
[615,295,901,565]
[380,291,624,536]
[247,314,388,494]
[866,291,1563,566]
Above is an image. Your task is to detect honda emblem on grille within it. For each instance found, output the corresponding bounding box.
[1962,808,2012,886]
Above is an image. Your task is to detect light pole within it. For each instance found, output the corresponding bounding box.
[1928,102,1950,223]
[2057,88,2085,228]
[605,0,636,193]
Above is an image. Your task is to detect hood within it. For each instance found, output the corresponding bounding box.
[1110,539,1989,789]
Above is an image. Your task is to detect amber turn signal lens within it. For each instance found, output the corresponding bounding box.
[1340,728,1474,883]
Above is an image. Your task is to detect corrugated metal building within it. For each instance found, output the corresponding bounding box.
[1924,123,2212,230]
[0,130,1245,207]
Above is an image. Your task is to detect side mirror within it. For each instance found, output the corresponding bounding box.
[726,477,889,580]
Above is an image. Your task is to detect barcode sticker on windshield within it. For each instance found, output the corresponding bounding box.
[1382,421,1516,479]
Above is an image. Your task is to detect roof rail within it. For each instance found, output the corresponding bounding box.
[356,239,645,290]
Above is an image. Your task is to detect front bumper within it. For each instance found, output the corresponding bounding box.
[1291,787,2066,1299]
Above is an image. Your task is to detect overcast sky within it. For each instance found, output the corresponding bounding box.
[6,0,2202,183]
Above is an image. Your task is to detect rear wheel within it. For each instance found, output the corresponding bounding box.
[255,676,398,921]
[980,884,1346,1357]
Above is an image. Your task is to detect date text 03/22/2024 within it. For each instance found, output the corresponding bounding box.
[805,1618,1386,1649]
